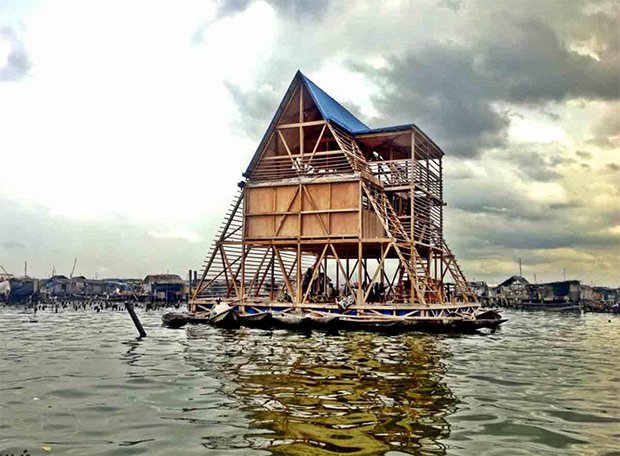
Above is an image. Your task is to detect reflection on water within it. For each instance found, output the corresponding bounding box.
[0,307,619,455]
[186,328,456,455]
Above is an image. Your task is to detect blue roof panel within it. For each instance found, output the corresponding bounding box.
[300,73,370,134]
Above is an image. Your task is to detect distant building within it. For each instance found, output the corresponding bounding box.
[469,281,489,297]
[143,274,186,301]
[579,284,597,304]
[41,275,71,297]
[1,275,12,302]
[594,287,619,304]
[544,280,581,303]
[499,275,530,288]
[69,276,89,295]
[497,275,530,305]
[469,281,490,304]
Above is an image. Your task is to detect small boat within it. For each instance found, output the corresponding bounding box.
[338,315,403,332]
[272,312,310,329]
[162,312,188,328]
[272,311,339,330]
[237,311,273,328]
[208,302,239,328]
[307,312,339,329]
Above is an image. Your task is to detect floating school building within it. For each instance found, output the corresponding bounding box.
[191,71,485,322]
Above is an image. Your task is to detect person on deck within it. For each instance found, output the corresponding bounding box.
[302,268,312,295]
[326,283,337,301]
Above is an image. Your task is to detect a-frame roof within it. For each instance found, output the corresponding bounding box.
[244,71,440,176]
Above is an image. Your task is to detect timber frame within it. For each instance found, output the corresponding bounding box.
[191,71,478,317]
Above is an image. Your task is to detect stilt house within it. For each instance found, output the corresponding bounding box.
[192,71,478,318]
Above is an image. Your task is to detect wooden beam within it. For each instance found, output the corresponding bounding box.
[301,185,330,236]
[301,244,329,304]
[274,186,300,236]
[306,123,327,165]
[357,241,363,306]
[277,130,294,162]
[329,243,356,300]
[274,246,294,299]
[364,244,392,302]
[246,246,272,296]
[221,248,239,297]
[276,120,326,129]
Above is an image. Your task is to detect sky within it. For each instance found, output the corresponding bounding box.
[0,0,618,286]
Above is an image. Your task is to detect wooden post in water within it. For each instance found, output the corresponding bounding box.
[188,269,192,304]
[125,302,147,337]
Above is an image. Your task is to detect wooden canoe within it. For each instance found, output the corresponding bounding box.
[162,312,188,328]
[237,311,273,328]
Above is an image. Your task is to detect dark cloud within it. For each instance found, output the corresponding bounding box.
[445,203,620,277]
[216,0,254,18]
[224,80,280,138]
[214,0,329,21]
[0,26,31,82]
[267,0,330,21]
[478,16,619,103]
[356,43,511,157]
[499,148,571,182]
[607,163,620,172]
[0,241,26,249]
[589,104,620,148]
[437,0,462,12]
[576,150,592,159]
[444,160,479,180]
[540,108,561,121]
[351,6,619,157]
[567,5,620,62]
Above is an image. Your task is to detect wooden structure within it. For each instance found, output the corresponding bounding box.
[191,71,479,319]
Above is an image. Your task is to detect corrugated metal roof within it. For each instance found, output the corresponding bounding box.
[299,73,369,134]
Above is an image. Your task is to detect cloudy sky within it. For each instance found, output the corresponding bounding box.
[0,0,618,286]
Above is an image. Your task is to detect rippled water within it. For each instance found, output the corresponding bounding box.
[1,306,618,455]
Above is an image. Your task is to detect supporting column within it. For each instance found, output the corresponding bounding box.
[296,242,302,307]
[357,241,363,306]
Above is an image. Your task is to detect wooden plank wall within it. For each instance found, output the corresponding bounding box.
[245,181,362,239]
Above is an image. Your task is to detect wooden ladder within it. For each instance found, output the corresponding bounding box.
[440,237,478,303]
[329,123,371,175]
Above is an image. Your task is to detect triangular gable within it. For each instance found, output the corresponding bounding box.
[244,72,304,176]
[244,70,370,176]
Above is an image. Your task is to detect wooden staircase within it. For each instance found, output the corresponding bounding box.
[361,181,448,305]
[329,123,372,176]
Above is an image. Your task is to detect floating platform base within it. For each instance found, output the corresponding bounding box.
[163,301,507,333]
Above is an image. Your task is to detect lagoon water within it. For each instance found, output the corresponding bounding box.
[0,306,618,455]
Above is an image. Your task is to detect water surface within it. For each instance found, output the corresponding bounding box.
[1,307,618,455]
